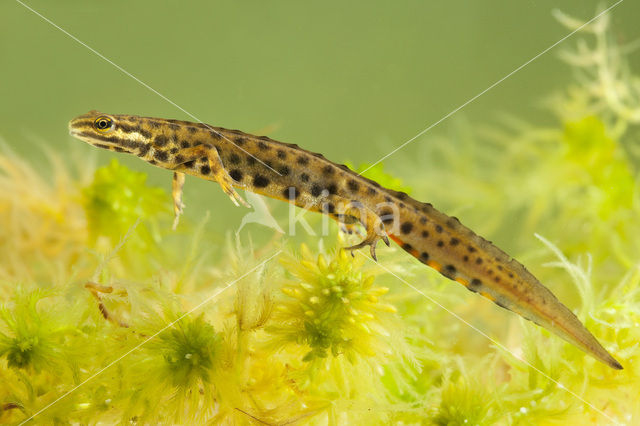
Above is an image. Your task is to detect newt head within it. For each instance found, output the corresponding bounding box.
[69,110,152,156]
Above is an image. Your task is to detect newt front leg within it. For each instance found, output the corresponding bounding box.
[172,144,250,213]
[172,172,186,229]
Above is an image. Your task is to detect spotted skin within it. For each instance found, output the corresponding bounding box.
[69,110,622,370]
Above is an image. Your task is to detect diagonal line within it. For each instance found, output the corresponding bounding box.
[359,0,624,175]
[356,251,621,425]
[20,250,282,425]
[14,0,282,178]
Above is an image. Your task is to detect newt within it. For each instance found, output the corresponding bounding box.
[69,110,622,370]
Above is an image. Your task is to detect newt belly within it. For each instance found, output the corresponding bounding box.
[68,110,623,370]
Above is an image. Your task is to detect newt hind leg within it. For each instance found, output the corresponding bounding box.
[333,200,389,261]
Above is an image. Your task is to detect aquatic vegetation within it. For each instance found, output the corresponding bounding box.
[269,245,398,363]
[345,161,413,194]
[82,158,169,244]
[1,8,639,425]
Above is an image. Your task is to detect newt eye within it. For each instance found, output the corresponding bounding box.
[94,116,114,132]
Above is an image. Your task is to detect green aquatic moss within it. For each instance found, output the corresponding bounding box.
[432,374,495,426]
[345,161,413,194]
[0,290,63,371]
[562,116,635,216]
[154,314,220,387]
[268,245,398,363]
[82,158,170,247]
[1,9,639,425]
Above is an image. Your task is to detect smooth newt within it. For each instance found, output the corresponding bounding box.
[69,110,622,370]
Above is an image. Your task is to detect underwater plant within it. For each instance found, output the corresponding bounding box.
[1,7,639,425]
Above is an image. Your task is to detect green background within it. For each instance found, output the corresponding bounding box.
[1,0,638,234]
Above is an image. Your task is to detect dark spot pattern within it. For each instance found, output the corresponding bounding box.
[229,169,243,181]
[422,230,429,238]
[138,145,150,157]
[380,210,394,224]
[420,252,429,260]
[347,180,359,192]
[278,166,290,176]
[300,173,310,182]
[450,238,460,246]
[283,187,299,199]
[322,165,334,175]
[435,224,443,233]
[400,222,413,234]
[277,149,287,159]
[311,184,322,197]
[200,165,211,175]
[229,154,241,165]
[297,156,309,165]
[437,240,444,247]
[154,150,168,162]
[154,135,168,147]
[402,243,413,251]
[258,141,269,150]
[443,265,456,278]
[253,175,270,188]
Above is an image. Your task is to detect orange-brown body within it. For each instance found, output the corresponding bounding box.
[69,111,622,369]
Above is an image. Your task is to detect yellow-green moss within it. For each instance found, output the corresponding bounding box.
[1,10,639,425]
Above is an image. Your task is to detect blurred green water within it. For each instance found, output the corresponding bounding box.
[1,0,638,237]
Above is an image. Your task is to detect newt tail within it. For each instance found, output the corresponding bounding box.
[385,198,622,370]
[68,110,623,369]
